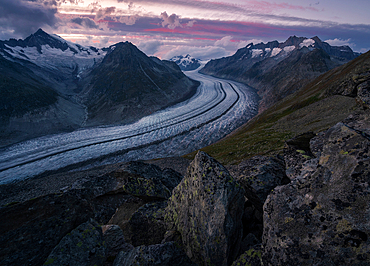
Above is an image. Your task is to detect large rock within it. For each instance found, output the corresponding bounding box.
[44,219,106,266]
[114,161,184,200]
[113,242,196,266]
[231,155,290,202]
[102,225,133,264]
[166,151,245,266]
[121,201,168,246]
[263,121,370,265]
[0,190,94,266]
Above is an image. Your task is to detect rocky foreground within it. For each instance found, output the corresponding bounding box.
[1,111,370,265]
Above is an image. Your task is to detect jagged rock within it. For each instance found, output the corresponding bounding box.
[113,161,184,200]
[166,151,245,266]
[232,155,290,202]
[113,242,196,266]
[121,201,168,247]
[309,131,326,157]
[108,198,147,229]
[161,168,184,191]
[0,190,94,266]
[284,132,316,179]
[239,233,261,256]
[357,80,370,107]
[232,246,263,266]
[263,121,370,265]
[102,225,133,263]
[44,219,106,266]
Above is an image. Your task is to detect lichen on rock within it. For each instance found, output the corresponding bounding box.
[165,151,245,266]
[263,120,370,265]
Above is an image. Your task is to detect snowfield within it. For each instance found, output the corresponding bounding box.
[0,70,258,184]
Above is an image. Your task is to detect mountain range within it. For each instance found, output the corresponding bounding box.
[200,36,360,112]
[0,29,198,147]
[169,54,201,71]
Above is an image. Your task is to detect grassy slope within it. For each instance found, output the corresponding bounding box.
[185,51,370,165]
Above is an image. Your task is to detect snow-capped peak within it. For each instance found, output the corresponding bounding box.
[1,29,106,73]
[170,54,201,71]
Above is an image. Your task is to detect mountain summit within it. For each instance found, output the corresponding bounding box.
[82,41,199,126]
[0,30,199,146]
[170,54,201,71]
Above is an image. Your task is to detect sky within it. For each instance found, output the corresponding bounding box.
[0,0,369,60]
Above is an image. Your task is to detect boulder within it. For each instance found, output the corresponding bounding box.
[113,242,196,266]
[102,225,133,264]
[166,151,245,266]
[232,246,263,266]
[0,190,94,266]
[263,121,370,265]
[121,201,168,246]
[232,155,290,202]
[284,132,316,180]
[44,219,106,266]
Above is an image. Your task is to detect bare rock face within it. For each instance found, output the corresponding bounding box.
[263,121,370,265]
[232,155,290,202]
[121,201,168,247]
[102,225,133,263]
[165,151,245,266]
[113,242,195,266]
[0,190,94,266]
[44,219,106,266]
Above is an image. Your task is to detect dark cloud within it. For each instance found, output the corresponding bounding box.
[71,17,99,29]
[0,0,58,39]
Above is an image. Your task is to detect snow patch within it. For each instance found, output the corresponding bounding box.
[300,39,315,48]
[271,48,282,57]
[283,46,296,53]
[4,43,106,72]
[251,49,263,58]
[265,48,271,53]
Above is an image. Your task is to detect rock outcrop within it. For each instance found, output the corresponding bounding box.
[113,242,196,266]
[102,225,133,264]
[263,119,370,265]
[44,219,106,266]
[165,151,245,266]
[0,190,95,266]
[121,201,168,247]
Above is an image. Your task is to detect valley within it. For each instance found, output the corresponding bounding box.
[0,70,258,184]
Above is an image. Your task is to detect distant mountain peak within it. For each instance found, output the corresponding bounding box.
[170,54,201,71]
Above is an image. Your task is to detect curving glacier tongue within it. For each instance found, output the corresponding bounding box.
[0,71,258,184]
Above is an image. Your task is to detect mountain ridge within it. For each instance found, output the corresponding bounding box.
[200,36,360,112]
[0,30,199,147]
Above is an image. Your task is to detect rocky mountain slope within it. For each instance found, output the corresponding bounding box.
[81,42,199,126]
[170,54,201,71]
[0,29,198,146]
[200,36,360,112]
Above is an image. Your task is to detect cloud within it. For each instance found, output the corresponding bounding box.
[119,15,138,25]
[94,6,116,21]
[163,45,228,61]
[186,20,196,27]
[325,38,352,47]
[71,17,99,29]
[215,36,263,50]
[161,11,183,29]
[0,0,58,38]
[138,40,163,55]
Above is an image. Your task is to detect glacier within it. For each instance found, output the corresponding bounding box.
[0,70,258,184]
